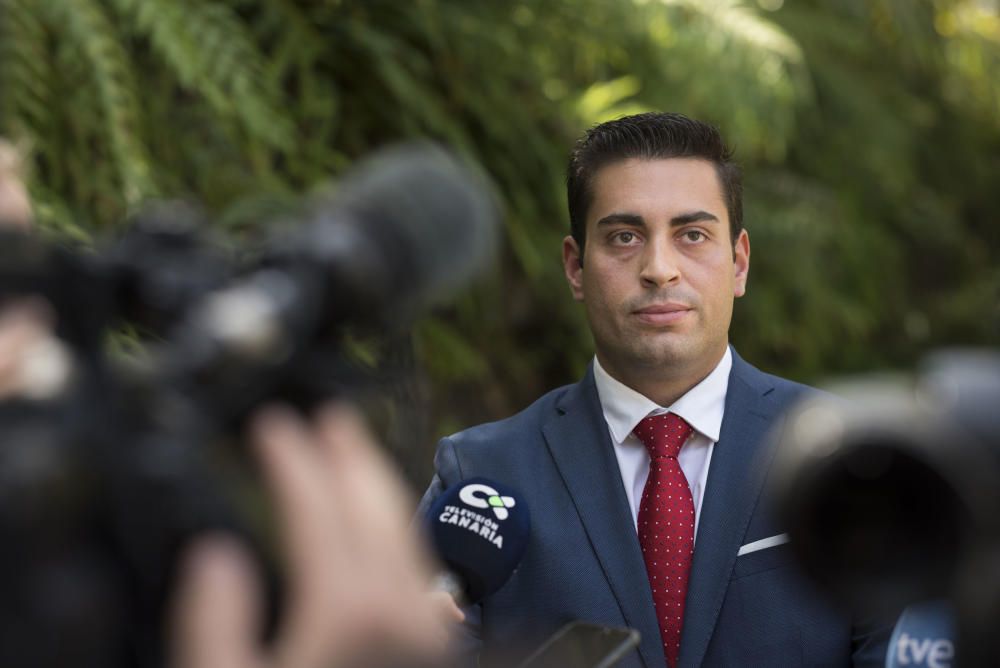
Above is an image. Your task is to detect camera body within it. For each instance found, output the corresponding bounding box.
[771,349,1000,664]
[0,144,499,667]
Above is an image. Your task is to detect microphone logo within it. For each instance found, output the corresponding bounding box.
[459,483,516,520]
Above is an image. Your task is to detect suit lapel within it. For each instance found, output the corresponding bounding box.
[677,351,780,668]
[542,366,664,668]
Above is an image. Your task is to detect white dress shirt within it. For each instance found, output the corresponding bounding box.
[592,348,732,540]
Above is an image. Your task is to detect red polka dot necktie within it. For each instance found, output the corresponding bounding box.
[633,412,695,668]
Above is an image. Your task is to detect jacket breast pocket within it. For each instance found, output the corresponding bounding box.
[731,541,797,579]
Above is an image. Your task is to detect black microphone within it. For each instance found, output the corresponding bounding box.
[426,477,530,604]
[309,142,500,321]
[427,481,645,667]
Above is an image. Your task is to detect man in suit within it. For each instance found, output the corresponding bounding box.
[420,113,888,667]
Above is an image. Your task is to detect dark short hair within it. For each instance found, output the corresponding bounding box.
[566,112,743,257]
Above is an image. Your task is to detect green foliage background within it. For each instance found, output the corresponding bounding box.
[2,0,998,484]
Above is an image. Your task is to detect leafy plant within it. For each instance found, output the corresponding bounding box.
[2,0,997,483]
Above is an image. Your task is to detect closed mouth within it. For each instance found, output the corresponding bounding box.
[632,303,692,315]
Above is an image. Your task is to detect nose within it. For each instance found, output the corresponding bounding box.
[639,236,681,288]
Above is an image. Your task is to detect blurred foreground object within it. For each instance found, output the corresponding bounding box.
[0,142,500,422]
[0,139,33,229]
[771,349,1000,665]
[0,143,498,667]
[171,404,463,668]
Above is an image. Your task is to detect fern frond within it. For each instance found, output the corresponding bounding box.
[652,0,812,158]
[109,0,296,150]
[1,0,56,139]
[48,0,155,207]
[245,0,344,180]
[30,184,94,243]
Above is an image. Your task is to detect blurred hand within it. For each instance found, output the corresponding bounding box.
[170,404,462,668]
[0,138,33,229]
[0,299,68,401]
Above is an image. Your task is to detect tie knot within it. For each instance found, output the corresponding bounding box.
[632,412,692,460]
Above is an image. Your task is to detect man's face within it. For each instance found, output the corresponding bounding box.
[562,157,750,390]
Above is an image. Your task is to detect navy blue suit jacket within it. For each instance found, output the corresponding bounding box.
[419,350,889,667]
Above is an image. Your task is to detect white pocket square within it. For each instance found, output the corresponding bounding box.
[737,533,790,556]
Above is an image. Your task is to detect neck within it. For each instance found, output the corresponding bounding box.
[597,346,727,407]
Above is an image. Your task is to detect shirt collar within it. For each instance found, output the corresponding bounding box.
[593,347,732,445]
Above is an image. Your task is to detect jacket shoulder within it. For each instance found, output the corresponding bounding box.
[425,381,582,494]
[762,371,816,399]
[443,381,575,452]
[731,350,820,407]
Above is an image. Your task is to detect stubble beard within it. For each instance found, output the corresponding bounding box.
[593,310,707,388]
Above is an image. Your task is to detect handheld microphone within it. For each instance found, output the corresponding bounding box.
[885,601,955,668]
[426,477,530,604]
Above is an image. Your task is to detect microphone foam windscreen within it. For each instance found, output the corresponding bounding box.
[427,477,530,604]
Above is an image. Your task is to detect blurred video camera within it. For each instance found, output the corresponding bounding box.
[0,144,499,667]
[771,349,1000,665]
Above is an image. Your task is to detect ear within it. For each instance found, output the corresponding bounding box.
[562,235,585,301]
[733,229,750,298]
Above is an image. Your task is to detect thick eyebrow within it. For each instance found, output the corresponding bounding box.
[594,210,720,229]
[669,210,720,226]
[595,213,646,229]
